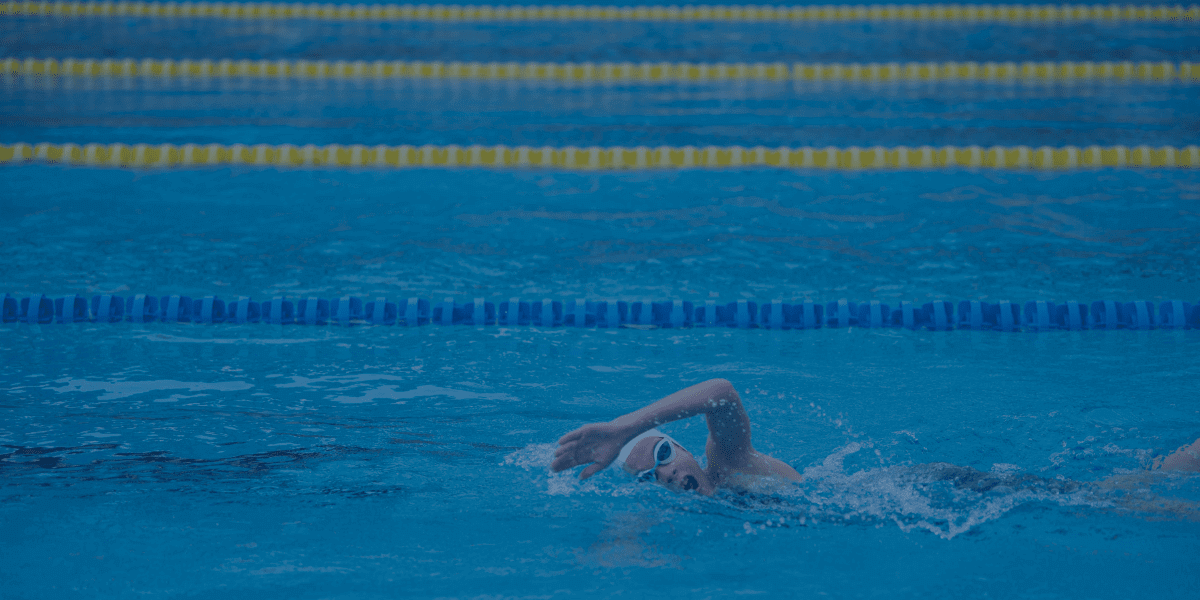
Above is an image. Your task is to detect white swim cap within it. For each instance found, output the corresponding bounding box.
[615,429,681,475]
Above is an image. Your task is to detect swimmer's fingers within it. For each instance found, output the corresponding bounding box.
[553,422,622,476]
[579,462,607,480]
[550,441,593,472]
[553,438,577,458]
[556,426,588,446]
[551,438,616,477]
[550,446,581,472]
[552,439,585,467]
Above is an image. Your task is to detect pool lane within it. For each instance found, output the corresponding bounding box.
[2,76,1197,148]
[4,15,1200,63]
[3,166,1198,303]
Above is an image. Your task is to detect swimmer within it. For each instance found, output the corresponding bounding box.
[552,378,1200,496]
[553,378,802,495]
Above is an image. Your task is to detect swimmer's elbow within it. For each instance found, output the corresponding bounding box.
[704,378,734,395]
[701,378,743,409]
[681,379,743,415]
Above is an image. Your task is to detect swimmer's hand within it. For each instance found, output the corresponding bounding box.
[552,421,629,480]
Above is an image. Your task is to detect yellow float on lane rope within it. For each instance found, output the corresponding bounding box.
[1,2,1197,23]
[2,143,1197,170]
[3,57,1198,83]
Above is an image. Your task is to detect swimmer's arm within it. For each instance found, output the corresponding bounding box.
[611,378,754,461]
[552,378,753,479]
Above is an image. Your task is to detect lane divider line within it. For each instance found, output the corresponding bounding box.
[4,293,1195,331]
[3,2,1198,24]
[4,57,1198,83]
[2,143,1198,170]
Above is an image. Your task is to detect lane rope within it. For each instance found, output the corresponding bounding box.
[2,2,1198,24]
[2,144,1200,172]
[4,293,1196,331]
[3,143,1198,170]
[4,57,1198,83]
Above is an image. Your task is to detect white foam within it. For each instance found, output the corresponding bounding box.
[503,444,647,498]
[502,443,555,472]
[783,443,1101,539]
[509,440,1110,539]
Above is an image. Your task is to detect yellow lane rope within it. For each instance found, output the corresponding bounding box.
[2,142,1197,169]
[2,2,1198,23]
[4,57,1198,83]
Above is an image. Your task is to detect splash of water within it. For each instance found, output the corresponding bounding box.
[507,441,1118,539]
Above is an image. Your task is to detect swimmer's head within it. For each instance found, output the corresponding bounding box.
[618,430,714,496]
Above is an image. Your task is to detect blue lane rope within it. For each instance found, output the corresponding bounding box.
[3,293,1196,331]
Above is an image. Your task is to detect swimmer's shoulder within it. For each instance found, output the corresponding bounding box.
[709,452,803,492]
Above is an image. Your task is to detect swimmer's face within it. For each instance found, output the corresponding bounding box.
[626,436,715,496]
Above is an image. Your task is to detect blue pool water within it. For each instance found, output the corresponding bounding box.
[4,78,1199,148]
[3,3,1200,599]
[4,166,1200,301]
[4,165,1200,598]
[2,300,1199,598]
[6,14,1200,63]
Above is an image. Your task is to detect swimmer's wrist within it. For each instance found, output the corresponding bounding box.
[609,419,636,442]
[611,415,654,444]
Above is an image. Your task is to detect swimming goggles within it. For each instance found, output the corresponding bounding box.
[635,438,676,482]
